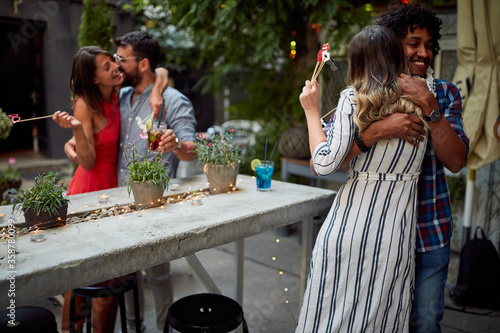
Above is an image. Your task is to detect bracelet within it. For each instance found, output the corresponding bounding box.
[354,130,371,153]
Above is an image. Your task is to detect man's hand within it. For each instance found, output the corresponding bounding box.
[158,129,179,153]
[64,137,79,164]
[399,73,438,111]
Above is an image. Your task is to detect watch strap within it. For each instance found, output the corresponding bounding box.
[354,130,371,153]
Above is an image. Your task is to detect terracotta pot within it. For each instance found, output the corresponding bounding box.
[204,163,239,195]
[23,203,68,230]
[131,181,165,208]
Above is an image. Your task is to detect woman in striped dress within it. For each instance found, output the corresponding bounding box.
[296,25,429,332]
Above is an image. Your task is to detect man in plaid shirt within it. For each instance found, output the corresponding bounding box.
[322,4,469,333]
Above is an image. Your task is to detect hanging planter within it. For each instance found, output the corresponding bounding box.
[204,163,239,195]
[278,126,310,159]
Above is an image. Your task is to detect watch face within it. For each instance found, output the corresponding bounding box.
[429,109,441,122]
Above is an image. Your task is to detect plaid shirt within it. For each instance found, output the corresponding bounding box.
[322,79,469,253]
[416,79,469,252]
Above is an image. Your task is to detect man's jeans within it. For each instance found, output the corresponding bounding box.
[410,244,450,333]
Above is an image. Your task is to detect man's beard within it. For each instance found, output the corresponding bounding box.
[122,67,141,87]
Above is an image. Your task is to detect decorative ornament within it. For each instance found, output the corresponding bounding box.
[9,113,54,124]
[310,43,337,85]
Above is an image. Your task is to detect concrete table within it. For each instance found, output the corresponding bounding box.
[0,174,335,308]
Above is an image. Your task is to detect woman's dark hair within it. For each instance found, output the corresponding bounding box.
[377,3,442,56]
[348,25,425,131]
[113,31,160,72]
[70,46,113,113]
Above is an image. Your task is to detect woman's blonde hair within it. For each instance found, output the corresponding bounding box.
[348,25,426,131]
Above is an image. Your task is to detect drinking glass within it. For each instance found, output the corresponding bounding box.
[255,160,274,191]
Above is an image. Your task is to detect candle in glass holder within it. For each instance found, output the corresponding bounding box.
[171,184,180,191]
[191,195,202,206]
[98,194,110,203]
[30,230,46,242]
[0,214,4,223]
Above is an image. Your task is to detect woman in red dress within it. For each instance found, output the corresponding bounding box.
[53,46,124,333]
[54,46,122,195]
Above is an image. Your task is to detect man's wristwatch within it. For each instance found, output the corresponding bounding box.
[423,109,442,122]
[175,137,181,149]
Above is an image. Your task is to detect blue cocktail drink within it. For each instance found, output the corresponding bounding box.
[255,161,274,191]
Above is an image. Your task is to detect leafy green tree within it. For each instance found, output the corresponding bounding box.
[127,0,371,120]
[78,0,114,51]
[125,0,372,175]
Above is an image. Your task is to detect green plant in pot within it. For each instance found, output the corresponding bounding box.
[13,173,70,230]
[124,145,170,208]
[0,108,13,141]
[0,157,22,204]
[193,130,240,195]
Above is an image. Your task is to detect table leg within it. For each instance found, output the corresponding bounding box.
[234,239,244,304]
[299,217,313,306]
[185,254,222,294]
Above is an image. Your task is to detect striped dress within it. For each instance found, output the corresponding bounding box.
[296,88,427,332]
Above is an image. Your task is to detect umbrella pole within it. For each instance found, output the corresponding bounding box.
[462,168,476,248]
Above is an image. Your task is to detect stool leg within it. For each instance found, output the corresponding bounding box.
[133,284,141,333]
[118,294,127,333]
[242,316,249,333]
[86,297,92,333]
[69,292,77,333]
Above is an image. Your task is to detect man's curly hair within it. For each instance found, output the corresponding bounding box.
[377,3,442,56]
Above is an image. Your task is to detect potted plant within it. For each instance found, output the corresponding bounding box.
[0,108,13,142]
[124,145,170,208]
[0,157,22,204]
[193,129,240,195]
[13,173,70,230]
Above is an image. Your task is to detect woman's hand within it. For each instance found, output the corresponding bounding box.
[53,111,82,129]
[299,80,321,118]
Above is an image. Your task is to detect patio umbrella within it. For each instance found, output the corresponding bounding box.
[453,0,500,244]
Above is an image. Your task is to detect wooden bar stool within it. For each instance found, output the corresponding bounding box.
[0,305,58,332]
[69,273,140,333]
[164,293,249,333]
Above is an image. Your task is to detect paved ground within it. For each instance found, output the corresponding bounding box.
[2,150,500,332]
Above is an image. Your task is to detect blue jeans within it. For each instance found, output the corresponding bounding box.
[410,244,450,333]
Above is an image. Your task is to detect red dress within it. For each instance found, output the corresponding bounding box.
[66,94,120,195]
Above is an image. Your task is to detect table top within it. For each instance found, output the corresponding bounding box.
[0,174,335,307]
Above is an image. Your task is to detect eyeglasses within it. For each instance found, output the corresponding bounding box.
[113,53,141,64]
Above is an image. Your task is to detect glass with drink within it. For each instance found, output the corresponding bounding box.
[254,160,274,191]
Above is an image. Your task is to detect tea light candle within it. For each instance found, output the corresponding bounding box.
[191,196,202,206]
[30,230,46,242]
[171,184,180,191]
[98,194,110,203]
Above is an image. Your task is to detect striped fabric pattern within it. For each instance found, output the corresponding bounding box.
[296,88,428,332]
